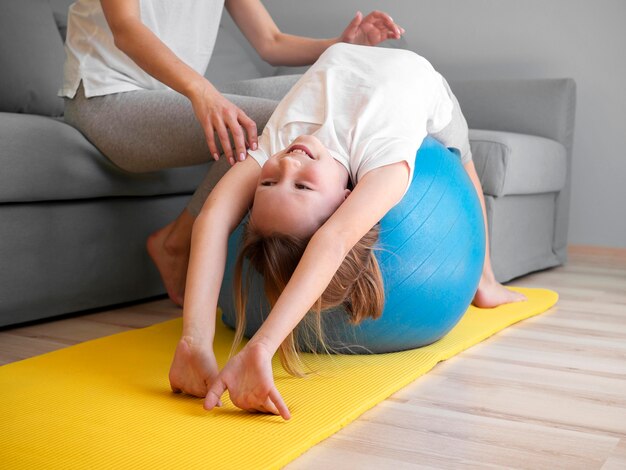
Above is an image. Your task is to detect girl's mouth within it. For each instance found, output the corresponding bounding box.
[287,144,315,159]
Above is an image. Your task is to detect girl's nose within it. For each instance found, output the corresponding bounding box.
[279,155,302,171]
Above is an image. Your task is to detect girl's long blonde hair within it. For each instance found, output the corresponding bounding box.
[230,222,385,376]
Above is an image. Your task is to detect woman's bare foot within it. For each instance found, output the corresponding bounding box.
[147,211,194,306]
[169,336,220,399]
[473,276,527,309]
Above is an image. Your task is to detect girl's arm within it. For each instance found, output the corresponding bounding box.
[225,0,404,67]
[204,161,409,418]
[249,161,409,353]
[183,157,261,341]
[100,0,258,163]
[169,157,261,397]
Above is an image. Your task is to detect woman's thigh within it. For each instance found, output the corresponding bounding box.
[219,74,302,102]
[64,84,279,173]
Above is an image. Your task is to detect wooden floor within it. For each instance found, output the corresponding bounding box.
[1,245,625,469]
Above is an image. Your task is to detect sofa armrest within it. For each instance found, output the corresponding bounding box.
[447,78,576,152]
[470,129,567,197]
[449,78,577,266]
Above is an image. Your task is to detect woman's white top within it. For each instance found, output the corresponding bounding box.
[248,43,453,196]
[59,0,224,98]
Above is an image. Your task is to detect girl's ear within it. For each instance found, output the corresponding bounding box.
[343,188,352,200]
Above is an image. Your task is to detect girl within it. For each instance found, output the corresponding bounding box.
[170,43,526,420]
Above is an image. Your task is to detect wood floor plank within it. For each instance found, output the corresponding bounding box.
[425,355,626,408]
[603,438,626,470]
[294,408,616,469]
[331,400,619,469]
[86,301,180,329]
[5,317,130,346]
[463,340,626,378]
[0,333,68,366]
[392,360,626,437]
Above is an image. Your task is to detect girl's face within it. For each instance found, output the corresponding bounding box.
[250,135,351,238]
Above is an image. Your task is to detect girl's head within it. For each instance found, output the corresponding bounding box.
[229,137,385,375]
[249,135,351,239]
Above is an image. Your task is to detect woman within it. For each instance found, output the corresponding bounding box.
[59,0,404,305]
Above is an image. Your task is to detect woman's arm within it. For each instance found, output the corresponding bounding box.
[225,0,404,66]
[168,157,261,397]
[100,0,258,163]
[204,161,409,418]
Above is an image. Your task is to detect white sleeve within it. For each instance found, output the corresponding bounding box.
[355,138,418,198]
[246,128,272,167]
[427,74,454,134]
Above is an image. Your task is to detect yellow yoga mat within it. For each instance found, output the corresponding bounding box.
[1,287,557,469]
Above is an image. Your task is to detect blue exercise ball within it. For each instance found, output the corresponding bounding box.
[219,137,485,353]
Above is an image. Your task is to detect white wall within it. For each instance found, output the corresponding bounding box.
[262,0,626,248]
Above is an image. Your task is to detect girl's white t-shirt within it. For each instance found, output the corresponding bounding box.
[59,0,224,98]
[247,43,453,196]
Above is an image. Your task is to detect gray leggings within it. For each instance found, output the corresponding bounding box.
[64,74,470,216]
[64,76,299,216]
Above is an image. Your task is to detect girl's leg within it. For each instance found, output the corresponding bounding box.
[463,161,527,307]
[65,83,280,304]
[431,78,526,308]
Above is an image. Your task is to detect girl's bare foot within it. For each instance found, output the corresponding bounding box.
[169,336,220,398]
[147,215,192,306]
[473,276,527,309]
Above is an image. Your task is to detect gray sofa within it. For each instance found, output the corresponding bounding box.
[0,0,575,328]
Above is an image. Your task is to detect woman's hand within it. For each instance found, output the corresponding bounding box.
[188,80,259,166]
[204,342,291,420]
[340,11,405,46]
[169,335,221,401]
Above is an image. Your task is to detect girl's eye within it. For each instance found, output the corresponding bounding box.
[295,184,311,190]
[261,181,274,186]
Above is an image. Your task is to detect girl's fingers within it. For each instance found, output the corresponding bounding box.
[261,397,280,416]
[269,387,291,420]
[204,381,226,411]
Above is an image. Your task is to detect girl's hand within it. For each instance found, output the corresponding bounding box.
[188,80,258,166]
[340,11,405,46]
[204,342,291,420]
[169,336,221,401]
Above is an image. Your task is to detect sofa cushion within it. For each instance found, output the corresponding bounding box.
[470,129,567,197]
[0,113,208,204]
[0,0,65,117]
[205,24,264,86]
